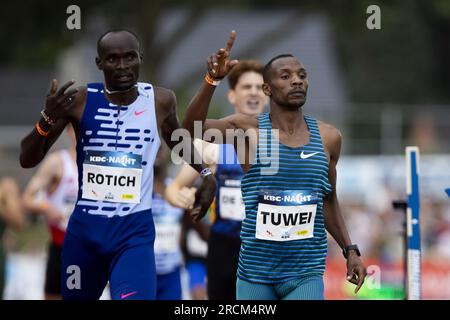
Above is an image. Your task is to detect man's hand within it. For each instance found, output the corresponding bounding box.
[44,79,78,122]
[207,30,239,80]
[189,175,217,223]
[346,252,367,294]
[170,187,197,210]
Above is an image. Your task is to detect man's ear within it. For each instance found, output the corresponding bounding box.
[139,52,144,63]
[95,57,103,70]
[262,83,271,97]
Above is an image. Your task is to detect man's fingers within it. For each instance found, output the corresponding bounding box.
[188,187,197,197]
[354,275,365,294]
[348,276,358,285]
[180,189,195,202]
[58,88,79,103]
[225,30,236,52]
[346,267,366,294]
[211,53,219,74]
[49,79,58,95]
[56,80,76,97]
[207,55,214,73]
[60,98,77,111]
[346,268,353,280]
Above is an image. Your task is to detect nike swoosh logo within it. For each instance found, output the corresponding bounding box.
[300,151,319,159]
[120,291,138,299]
[134,110,147,116]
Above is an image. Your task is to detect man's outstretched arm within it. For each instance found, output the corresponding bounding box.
[156,86,217,222]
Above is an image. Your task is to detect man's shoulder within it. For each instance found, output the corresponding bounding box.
[316,120,342,157]
[153,86,176,104]
[317,120,342,140]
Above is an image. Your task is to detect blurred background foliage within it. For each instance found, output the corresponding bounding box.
[1,0,449,104]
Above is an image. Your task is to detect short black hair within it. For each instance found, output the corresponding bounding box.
[97,29,141,56]
[263,54,294,82]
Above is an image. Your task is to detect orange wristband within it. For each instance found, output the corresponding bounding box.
[35,122,49,137]
[204,73,221,86]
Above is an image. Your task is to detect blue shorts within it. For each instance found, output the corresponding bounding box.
[61,209,156,300]
[156,267,182,300]
[236,274,324,300]
[186,259,206,291]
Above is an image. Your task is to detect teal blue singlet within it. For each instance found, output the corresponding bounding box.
[239,113,332,287]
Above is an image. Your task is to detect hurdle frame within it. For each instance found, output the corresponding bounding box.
[405,146,421,300]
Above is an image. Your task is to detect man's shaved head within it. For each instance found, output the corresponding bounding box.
[97,29,141,57]
[95,29,143,91]
[263,54,294,83]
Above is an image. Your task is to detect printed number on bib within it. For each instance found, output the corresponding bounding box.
[256,189,318,242]
[219,186,245,221]
[82,151,142,204]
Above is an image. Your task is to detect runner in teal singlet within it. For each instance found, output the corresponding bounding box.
[182,31,367,300]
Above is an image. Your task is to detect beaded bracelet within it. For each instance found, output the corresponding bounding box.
[40,109,55,126]
[204,73,221,86]
[35,122,49,137]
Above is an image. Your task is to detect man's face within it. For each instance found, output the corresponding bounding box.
[263,57,308,109]
[228,71,267,116]
[96,32,142,91]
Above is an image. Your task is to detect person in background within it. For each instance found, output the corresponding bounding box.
[0,177,24,299]
[22,125,78,299]
[152,145,184,300]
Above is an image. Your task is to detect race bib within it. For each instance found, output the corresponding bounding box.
[187,229,208,257]
[154,224,181,253]
[219,180,245,221]
[256,189,318,242]
[82,151,142,203]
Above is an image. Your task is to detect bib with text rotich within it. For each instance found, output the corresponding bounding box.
[256,189,318,242]
[82,151,142,204]
[219,179,245,221]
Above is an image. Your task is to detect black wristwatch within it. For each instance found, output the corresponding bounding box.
[342,244,361,259]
